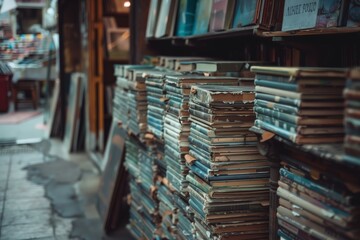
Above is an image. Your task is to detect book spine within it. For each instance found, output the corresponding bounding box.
[254,119,297,143]
[256,113,297,134]
[189,164,209,182]
[277,188,350,226]
[165,84,184,95]
[189,108,213,122]
[186,174,211,193]
[255,92,301,107]
[255,79,298,92]
[255,99,299,115]
[279,168,349,206]
[191,122,213,137]
[254,106,299,125]
[255,86,301,99]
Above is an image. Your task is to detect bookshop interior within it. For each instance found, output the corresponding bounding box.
[0,0,360,239]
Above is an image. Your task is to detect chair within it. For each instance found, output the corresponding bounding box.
[12,80,39,110]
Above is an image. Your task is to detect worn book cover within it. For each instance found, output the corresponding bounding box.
[155,0,179,38]
[196,60,264,72]
[190,85,255,107]
[193,0,213,34]
[175,0,197,36]
[251,66,347,78]
[209,0,236,31]
[165,75,239,88]
[232,0,260,28]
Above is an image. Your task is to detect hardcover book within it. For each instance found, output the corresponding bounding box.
[155,0,179,38]
[193,0,213,34]
[347,0,360,27]
[232,0,259,28]
[175,0,198,36]
[209,0,236,31]
[145,0,161,38]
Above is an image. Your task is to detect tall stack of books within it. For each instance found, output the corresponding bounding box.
[157,180,176,239]
[113,77,128,126]
[113,65,154,134]
[125,138,160,239]
[344,68,360,166]
[277,150,360,240]
[164,75,239,196]
[251,66,347,144]
[186,85,270,239]
[145,71,179,139]
[173,193,194,239]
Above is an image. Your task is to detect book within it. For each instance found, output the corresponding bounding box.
[155,0,179,38]
[316,0,344,28]
[255,99,344,116]
[193,0,213,34]
[255,85,344,100]
[175,0,197,36]
[347,0,360,27]
[254,78,344,94]
[209,0,236,31]
[165,75,239,88]
[195,61,263,72]
[254,119,343,144]
[190,85,255,106]
[251,66,347,78]
[232,0,260,28]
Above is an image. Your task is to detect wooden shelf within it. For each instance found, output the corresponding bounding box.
[262,27,360,37]
[146,25,268,47]
[147,27,360,47]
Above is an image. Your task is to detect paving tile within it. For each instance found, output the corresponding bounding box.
[6,185,45,199]
[0,159,10,171]
[0,190,5,201]
[7,178,39,189]
[11,156,44,169]
[0,179,7,192]
[0,154,11,162]
[0,200,4,217]
[4,197,51,211]
[0,171,8,181]
[8,168,28,180]
[2,208,51,226]
[0,223,54,240]
[34,235,79,240]
[53,216,73,236]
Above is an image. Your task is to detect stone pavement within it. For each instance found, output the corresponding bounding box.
[0,143,133,240]
[0,146,73,240]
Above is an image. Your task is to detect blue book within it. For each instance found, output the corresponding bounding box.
[175,0,198,36]
[255,92,302,108]
[255,99,299,115]
[232,0,258,28]
[193,0,213,35]
[255,78,298,92]
[280,168,356,206]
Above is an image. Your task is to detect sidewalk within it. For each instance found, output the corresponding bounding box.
[0,142,132,240]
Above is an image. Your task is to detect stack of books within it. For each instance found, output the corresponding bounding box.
[277,156,360,240]
[113,65,154,135]
[125,138,160,239]
[251,66,347,144]
[344,68,360,166]
[157,180,176,239]
[164,75,239,196]
[173,193,194,239]
[145,71,179,139]
[186,85,270,239]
